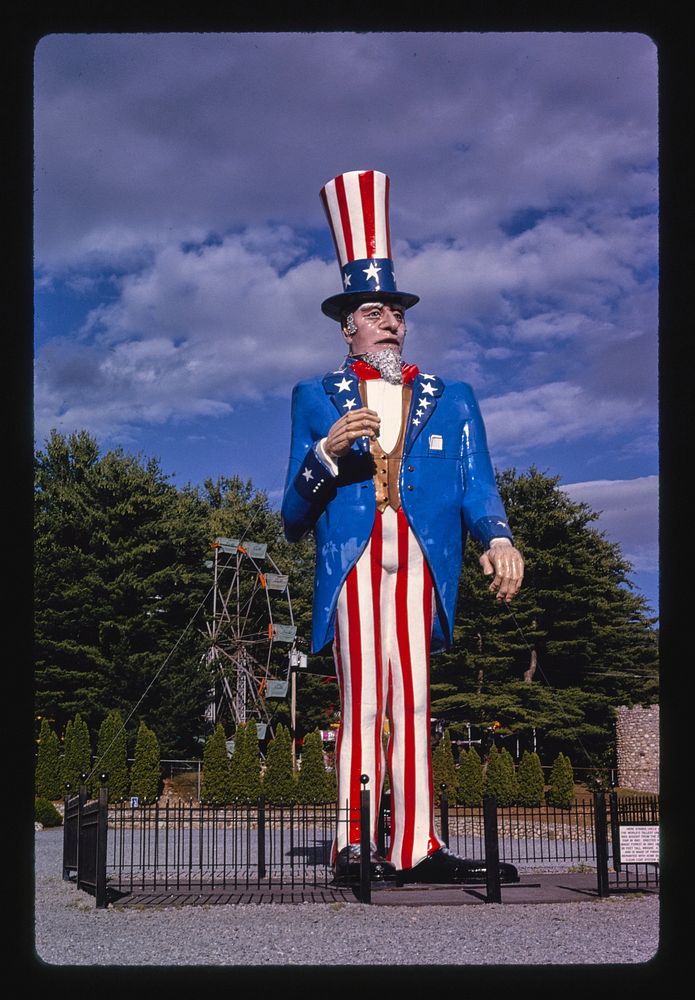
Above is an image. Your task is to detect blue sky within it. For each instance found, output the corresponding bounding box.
[33,31,659,618]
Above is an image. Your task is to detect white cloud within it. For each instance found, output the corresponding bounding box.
[479,382,648,457]
[561,476,658,572]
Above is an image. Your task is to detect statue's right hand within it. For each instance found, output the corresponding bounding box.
[324,408,381,459]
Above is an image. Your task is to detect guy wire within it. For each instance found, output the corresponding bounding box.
[85,469,287,785]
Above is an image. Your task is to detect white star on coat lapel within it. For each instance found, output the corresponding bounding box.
[404,373,444,452]
[321,365,369,452]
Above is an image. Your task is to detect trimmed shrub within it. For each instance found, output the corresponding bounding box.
[432,729,459,804]
[263,723,297,804]
[35,797,63,827]
[548,752,575,807]
[130,721,161,802]
[61,713,92,792]
[458,748,484,806]
[201,723,233,804]
[297,729,332,804]
[484,745,518,806]
[517,750,545,807]
[229,721,262,803]
[36,719,63,800]
[92,709,129,801]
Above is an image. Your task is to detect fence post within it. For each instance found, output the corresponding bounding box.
[440,784,449,847]
[594,790,610,898]
[62,783,74,880]
[95,774,109,909]
[257,795,266,881]
[609,790,621,873]
[483,795,502,903]
[75,774,88,888]
[377,790,389,858]
[359,774,371,904]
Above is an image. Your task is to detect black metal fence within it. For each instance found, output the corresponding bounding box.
[62,778,659,907]
[62,776,109,908]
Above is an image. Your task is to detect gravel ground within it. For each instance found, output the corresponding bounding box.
[33,828,660,967]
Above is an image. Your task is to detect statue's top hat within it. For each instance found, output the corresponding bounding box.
[319,169,420,322]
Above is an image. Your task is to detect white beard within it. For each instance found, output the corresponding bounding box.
[359,348,403,384]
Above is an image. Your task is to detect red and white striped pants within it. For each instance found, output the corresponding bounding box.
[332,505,445,871]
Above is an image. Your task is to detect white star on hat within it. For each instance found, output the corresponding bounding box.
[363,261,381,283]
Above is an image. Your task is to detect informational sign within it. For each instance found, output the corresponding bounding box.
[619,825,659,863]
[320,730,336,742]
[130,796,139,808]
[264,573,288,591]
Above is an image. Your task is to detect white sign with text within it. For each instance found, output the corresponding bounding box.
[619,825,659,863]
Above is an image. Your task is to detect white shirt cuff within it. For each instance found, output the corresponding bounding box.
[316,438,339,477]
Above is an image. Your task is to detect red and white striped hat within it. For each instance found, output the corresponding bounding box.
[319,169,419,321]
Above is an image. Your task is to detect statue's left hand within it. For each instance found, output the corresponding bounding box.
[479,542,524,602]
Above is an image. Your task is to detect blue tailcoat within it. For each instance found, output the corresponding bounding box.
[281,363,513,655]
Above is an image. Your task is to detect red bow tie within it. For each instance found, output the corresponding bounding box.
[350,359,419,384]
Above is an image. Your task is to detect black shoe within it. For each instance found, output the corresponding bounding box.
[399,846,519,885]
[333,844,398,884]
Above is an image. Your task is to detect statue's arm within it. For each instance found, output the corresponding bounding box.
[457,384,524,601]
[281,382,339,543]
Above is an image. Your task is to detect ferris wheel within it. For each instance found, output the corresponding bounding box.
[201,536,298,740]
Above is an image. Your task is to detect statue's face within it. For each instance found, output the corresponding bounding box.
[342,301,406,355]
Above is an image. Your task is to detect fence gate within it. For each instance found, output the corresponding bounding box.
[595,790,659,896]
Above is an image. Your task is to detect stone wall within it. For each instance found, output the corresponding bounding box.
[615,704,659,794]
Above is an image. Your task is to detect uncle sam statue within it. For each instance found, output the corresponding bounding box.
[282,170,524,884]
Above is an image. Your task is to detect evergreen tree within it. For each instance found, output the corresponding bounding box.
[35,719,62,800]
[297,729,330,804]
[92,709,129,801]
[229,721,262,803]
[548,752,575,807]
[201,723,233,804]
[484,745,518,806]
[517,750,545,807]
[430,467,658,767]
[432,729,459,804]
[34,430,212,755]
[60,712,92,791]
[130,721,161,802]
[458,748,484,806]
[262,723,297,804]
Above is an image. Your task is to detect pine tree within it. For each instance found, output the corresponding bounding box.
[429,467,658,765]
[297,729,330,804]
[92,709,129,801]
[432,729,459,804]
[34,431,212,755]
[548,752,575,807]
[517,750,545,807]
[130,721,161,802]
[201,723,233,804]
[458,748,484,806]
[60,712,93,792]
[263,723,297,804]
[35,719,63,800]
[484,745,518,806]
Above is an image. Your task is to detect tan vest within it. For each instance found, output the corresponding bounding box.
[359,382,412,512]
